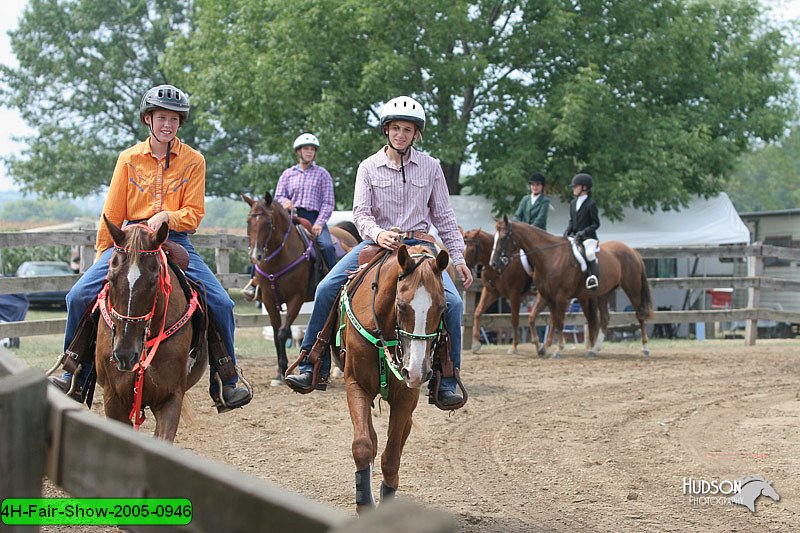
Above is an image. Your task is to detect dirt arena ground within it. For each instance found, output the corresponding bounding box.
[45,338,800,532]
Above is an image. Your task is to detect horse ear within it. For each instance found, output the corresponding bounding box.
[155,220,169,245]
[436,249,449,272]
[397,245,410,270]
[103,215,126,247]
[241,193,255,207]
[264,191,273,205]
[503,214,509,225]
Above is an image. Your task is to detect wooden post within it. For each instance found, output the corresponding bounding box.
[462,285,474,351]
[0,350,47,520]
[80,244,94,272]
[215,247,230,276]
[744,248,763,346]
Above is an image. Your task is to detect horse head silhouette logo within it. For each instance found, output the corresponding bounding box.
[729,476,780,513]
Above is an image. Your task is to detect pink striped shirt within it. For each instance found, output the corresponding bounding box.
[353,146,466,266]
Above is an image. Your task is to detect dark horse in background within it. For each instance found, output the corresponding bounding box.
[462,228,533,354]
[96,217,205,442]
[491,216,653,358]
[242,192,360,385]
[338,245,450,513]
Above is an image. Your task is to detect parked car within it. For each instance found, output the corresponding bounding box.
[15,261,73,308]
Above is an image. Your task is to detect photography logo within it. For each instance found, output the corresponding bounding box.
[683,476,780,513]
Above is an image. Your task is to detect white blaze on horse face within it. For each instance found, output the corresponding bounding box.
[250,215,261,263]
[125,262,142,336]
[404,285,433,387]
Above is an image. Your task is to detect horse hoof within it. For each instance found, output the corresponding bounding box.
[270,378,284,387]
[551,352,561,360]
[507,347,518,355]
[587,350,597,359]
[472,343,482,354]
[642,349,651,357]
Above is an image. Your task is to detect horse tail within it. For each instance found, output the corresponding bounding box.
[335,220,362,243]
[638,267,654,320]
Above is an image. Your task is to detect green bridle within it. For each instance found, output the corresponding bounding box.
[336,252,444,401]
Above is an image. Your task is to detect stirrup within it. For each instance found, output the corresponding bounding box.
[585,275,598,290]
[427,368,468,411]
[213,367,254,413]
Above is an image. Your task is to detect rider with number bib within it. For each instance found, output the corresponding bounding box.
[285,95,473,407]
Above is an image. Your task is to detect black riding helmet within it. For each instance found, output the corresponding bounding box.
[528,171,546,185]
[571,173,593,189]
[139,85,190,170]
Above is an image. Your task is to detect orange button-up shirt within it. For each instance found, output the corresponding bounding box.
[95,137,206,259]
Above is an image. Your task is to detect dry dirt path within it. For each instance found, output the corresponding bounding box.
[45,338,800,532]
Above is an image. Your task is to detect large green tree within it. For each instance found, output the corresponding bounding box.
[2,0,797,219]
[174,0,796,217]
[1,0,194,198]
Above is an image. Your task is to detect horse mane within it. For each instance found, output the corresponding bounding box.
[509,220,562,246]
[125,226,148,265]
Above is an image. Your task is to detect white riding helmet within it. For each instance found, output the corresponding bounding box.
[292,133,320,150]
[379,96,425,132]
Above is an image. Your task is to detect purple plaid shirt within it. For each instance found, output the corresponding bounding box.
[353,146,466,266]
[274,161,335,226]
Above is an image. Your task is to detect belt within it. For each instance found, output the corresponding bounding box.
[399,230,435,244]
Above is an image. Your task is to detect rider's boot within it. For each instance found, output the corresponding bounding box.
[586,260,599,290]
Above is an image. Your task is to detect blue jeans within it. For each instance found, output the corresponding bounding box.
[299,240,463,392]
[296,207,336,269]
[63,231,238,394]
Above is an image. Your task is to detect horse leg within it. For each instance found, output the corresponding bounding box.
[582,298,600,358]
[639,318,651,356]
[261,300,286,386]
[102,389,133,427]
[528,294,547,357]
[347,382,377,513]
[152,393,184,442]
[472,288,497,354]
[508,293,522,355]
[380,390,418,503]
[550,299,568,359]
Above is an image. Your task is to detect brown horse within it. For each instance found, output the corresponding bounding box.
[491,216,653,358]
[95,217,204,441]
[463,228,533,354]
[339,245,449,513]
[242,192,359,385]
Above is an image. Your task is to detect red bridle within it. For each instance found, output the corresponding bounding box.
[96,225,199,429]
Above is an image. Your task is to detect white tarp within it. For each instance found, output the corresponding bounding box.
[329,192,750,247]
[449,192,750,247]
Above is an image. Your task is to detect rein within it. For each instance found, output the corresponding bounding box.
[96,231,200,429]
[493,222,568,273]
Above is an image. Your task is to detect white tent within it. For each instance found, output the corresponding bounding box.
[448,192,750,247]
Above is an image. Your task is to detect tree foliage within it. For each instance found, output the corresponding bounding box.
[0,0,194,198]
[2,0,797,221]
[726,126,800,212]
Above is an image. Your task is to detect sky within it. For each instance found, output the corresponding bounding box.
[0,1,799,193]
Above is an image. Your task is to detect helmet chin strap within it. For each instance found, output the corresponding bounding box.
[386,133,413,184]
[148,122,172,170]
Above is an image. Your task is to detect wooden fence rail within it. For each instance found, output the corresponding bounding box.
[1,231,799,347]
[0,349,456,533]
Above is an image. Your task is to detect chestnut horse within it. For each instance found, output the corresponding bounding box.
[463,228,533,354]
[491,217,653,358]
[242,192,359,385]
[339,245,449,513]
[96,218,204,441]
